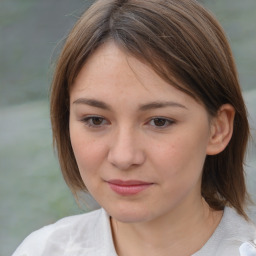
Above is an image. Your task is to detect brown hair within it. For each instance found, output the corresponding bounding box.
[50,0,250,218]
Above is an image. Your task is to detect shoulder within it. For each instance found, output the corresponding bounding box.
[220,206,256,242]
[219,206,256,255]
[12,208,117,256]
[194,206,256,256]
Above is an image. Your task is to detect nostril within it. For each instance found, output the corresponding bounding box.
[107,144,145,170]
[107,150,136,170]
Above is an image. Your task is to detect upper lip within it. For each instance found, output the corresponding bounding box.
[107,179,153,186]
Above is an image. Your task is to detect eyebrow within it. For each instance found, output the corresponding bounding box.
[73,98,112,110]
[138,101,187,111]
[73,98,187,111]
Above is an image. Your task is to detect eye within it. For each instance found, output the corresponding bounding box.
[81,116,109,128]
[148,117,174,128]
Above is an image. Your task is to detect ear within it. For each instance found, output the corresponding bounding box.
[206,104,235,155]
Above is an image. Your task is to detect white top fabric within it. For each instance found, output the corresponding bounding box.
[12,207,256,256]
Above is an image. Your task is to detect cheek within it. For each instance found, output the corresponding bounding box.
[71,138,108,193]
[150,134,208,203]
[151,130,208,180]
[70,129,107,178]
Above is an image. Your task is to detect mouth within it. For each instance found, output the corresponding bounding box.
[107,179,154,196]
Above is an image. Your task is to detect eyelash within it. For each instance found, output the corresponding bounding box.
[80,116,175,129]
[147,117,175,129]
[81,115,109,128]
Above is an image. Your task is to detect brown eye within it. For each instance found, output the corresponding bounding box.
[91,117,104,125]
[148,117,174,128]
[153,118,167,127]
[82,116,109,128]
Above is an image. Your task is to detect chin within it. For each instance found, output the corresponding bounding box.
[104,203,156,224]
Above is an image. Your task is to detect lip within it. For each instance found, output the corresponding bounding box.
[107,179,153,196]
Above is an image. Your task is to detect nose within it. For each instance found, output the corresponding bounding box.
[107,128,145,170]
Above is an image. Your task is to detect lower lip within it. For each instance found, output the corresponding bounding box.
[108,183,152,196]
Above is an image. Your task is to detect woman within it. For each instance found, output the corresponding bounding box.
[13,0,256,255]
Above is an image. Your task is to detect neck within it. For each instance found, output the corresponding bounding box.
[110,198,223,256]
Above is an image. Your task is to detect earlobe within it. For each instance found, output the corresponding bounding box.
[206,104,235,155]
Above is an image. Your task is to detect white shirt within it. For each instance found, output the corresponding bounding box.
[12,207,256,256]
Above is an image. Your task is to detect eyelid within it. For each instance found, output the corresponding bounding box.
[146,116,175,128]
[80,115,110,128]
[79,115,175,129]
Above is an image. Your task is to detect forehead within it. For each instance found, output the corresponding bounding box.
[71,42,191,103]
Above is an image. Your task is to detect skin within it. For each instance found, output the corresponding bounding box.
[69,42,235,256]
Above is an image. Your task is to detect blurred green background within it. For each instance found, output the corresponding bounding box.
[0,0,255,255]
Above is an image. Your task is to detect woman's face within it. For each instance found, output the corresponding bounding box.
[69,42,214,223]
